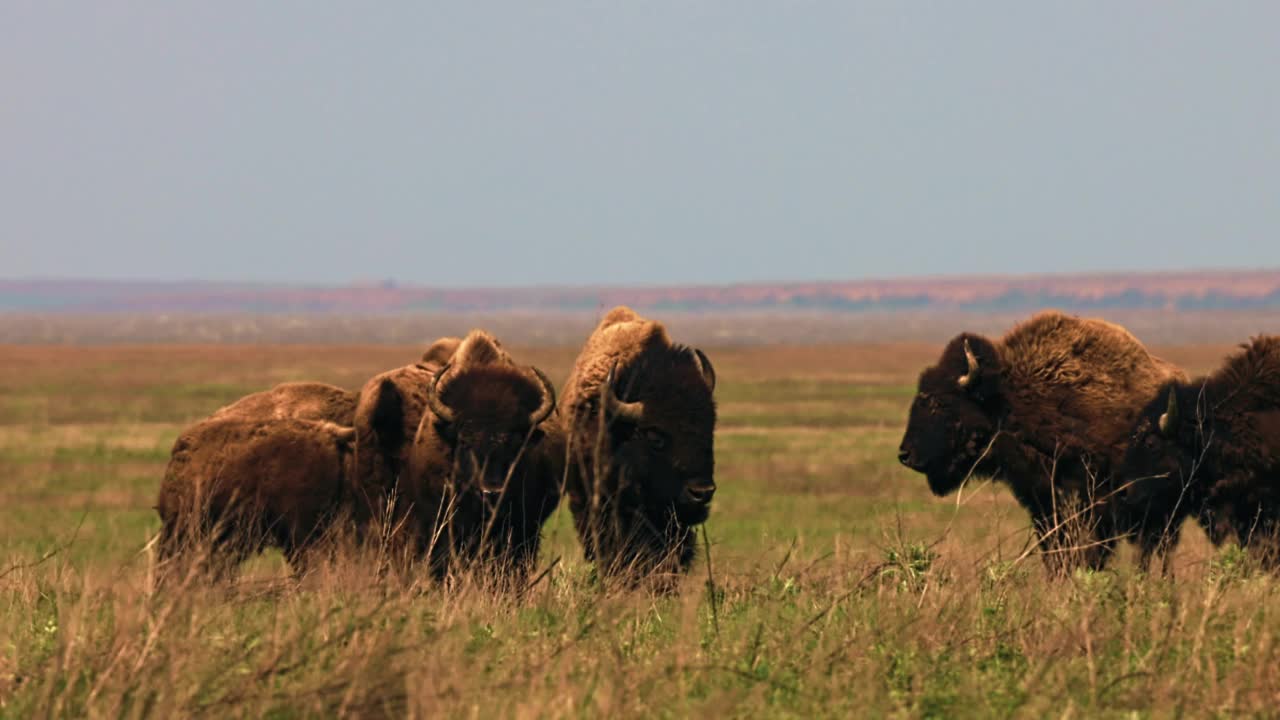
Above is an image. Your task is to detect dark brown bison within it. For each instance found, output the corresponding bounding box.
[351,336,464,519]
[155,338,463,579]
[394,331,561,583]
[211,381,357,424]
[559,307,718,586]
[1118,335,1280,566]
[897,311,1185,573]
[155,416,357,577]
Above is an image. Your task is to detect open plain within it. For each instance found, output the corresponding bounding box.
[2,338,1276,717]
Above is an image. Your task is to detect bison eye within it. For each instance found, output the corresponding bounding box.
[641,428,669,450]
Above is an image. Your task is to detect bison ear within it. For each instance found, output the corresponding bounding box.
[369,378,406,451]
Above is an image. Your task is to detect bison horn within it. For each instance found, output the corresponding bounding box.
[426,362,458,425]
[603,363,645,422]
[691,348,716,392]
[527,366,557,426]
[1158,387,1179,437]
[331,425,357,444]
[957,339,981,389]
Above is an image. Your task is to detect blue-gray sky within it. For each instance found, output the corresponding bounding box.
[3,3,1278,286]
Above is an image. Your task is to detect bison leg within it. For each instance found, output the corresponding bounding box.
[1242,512,1280,571]
[154,508,245,584]
[1134,517,1183,576]
[275,516,341,580]
[1029,509,1070,576]
[1030,508,1113,576]
[156,516,182,565]
[207,520,255,582]
[153,515,192,588]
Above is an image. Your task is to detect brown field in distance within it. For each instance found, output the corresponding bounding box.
[1,319,1277,716]
[0,308,1273,346]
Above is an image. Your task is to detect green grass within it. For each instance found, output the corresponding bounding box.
[0,344,1272,717]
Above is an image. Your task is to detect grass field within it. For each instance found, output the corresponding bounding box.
[3,341,1276,718]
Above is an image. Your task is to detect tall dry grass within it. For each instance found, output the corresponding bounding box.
[7,517,1280,718]
[5,340,1280,717]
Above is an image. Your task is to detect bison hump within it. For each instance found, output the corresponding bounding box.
[998,311,1176,442]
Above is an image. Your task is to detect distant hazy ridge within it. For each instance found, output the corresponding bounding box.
[3,270,1280,314]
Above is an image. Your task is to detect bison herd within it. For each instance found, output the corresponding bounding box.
[155,306,1280,588]
[156,307,717,588]
[900,311,1280,575]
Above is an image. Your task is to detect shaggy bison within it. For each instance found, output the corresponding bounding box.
[897,311,1185,573]
[155,416,358,578]
[1118,336,1280,566]
[559,307,718,586]
[351,336,463,520]
[394,331,561,583]
[155,337,463,578]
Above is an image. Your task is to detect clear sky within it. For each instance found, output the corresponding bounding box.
[3,3,1278,287]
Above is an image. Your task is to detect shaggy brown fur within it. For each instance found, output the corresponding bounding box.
[399,331,561,583]
[156,416,357,578]
[1119,336,1280,565]
[350,337,467,520]
[898,310,1186,573]
[211,382,357,424]
[559,306,718,587]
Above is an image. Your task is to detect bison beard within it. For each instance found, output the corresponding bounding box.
[559,307,718,588]
[897,311,1186,574]
[569,459,704,587]
[1118,336,1280,567]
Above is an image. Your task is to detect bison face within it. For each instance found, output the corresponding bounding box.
[1117,385,1199,508]
[426,363,557,500]
[898,333,1003,496]
[603,348,718,525]
[613,421,715,525]
[446,424,546,497]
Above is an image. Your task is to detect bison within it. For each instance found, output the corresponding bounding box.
[155,338,461,578]
[155,415,358,578]
[392,331,561,583]
[351,337,464,522]
[897,310,1185,573]
[559,307,718,586]
[1118,335,1280,566]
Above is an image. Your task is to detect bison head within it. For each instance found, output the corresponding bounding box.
[425,361,556,498]
[599,347,718,525]
[1117,383,1200,507]
[898,333,1005,496]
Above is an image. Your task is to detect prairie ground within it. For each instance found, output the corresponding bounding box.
[1,341,1275,718]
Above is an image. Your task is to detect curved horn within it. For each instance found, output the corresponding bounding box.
[957,339,981,389]
[691,348,716,392]
[603,363,644,422]
[425,362,458,425]
[1158,387,1179,437]
[527,366,557,426]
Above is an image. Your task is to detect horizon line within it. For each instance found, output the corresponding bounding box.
[3,266,1279,292]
